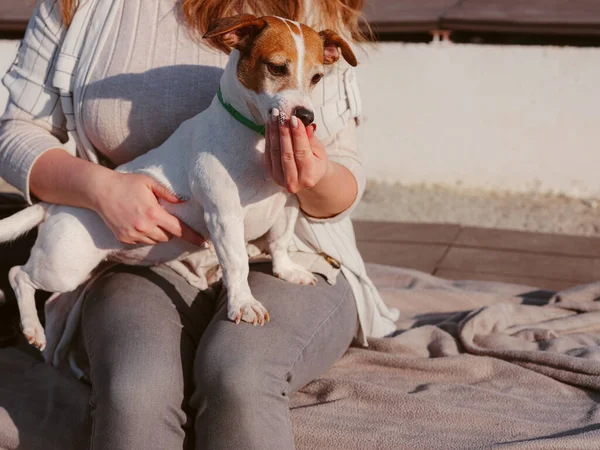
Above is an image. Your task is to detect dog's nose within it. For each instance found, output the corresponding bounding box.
[293,107,314,127]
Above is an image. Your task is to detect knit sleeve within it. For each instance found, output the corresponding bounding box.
[0,0,70,203]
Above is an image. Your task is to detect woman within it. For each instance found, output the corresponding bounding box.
[0,0,398,448]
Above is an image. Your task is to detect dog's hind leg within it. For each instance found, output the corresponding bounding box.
[8,207,115,350]
[267,199,318,286]
[9,266,46,350]
[9,246,107,351]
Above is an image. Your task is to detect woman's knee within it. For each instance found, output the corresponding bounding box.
[82,268,190,353]
[193,337,285,405]
[99,368,185,417]
[89,366,188,449]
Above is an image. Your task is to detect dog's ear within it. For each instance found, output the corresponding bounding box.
[318,30,358,67]
[203,14,267,52]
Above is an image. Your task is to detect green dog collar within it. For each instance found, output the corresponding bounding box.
[216,87,266,136]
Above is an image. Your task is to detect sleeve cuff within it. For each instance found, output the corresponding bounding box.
[0,131,68,204]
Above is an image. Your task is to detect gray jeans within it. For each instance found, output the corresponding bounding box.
[80,262,357,450]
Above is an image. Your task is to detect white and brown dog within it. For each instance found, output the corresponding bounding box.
[0,14,357,350]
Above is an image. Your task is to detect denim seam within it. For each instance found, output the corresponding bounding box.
[283,393,296,449]
[88,384,97,450]
[281,283,353,396]
[82,292,97,450]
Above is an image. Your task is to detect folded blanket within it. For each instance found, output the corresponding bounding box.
[2,264,600,449]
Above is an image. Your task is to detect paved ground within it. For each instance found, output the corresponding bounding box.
[354,220,600,291]
[353,181,600,237]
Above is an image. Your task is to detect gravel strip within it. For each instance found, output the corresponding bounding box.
[352,181,600,237]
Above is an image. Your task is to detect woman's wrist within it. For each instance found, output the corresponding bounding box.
[84,168,117,214]
[296,161,357,219]
[310,159,334,190]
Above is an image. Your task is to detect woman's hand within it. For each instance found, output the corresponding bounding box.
[265,110,358,219]
[265,110,330,194]
[91,171,206,246]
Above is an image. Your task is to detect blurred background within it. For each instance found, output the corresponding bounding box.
[0,0,599,235]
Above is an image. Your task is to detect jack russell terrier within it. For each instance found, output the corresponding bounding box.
[0,14,357,351]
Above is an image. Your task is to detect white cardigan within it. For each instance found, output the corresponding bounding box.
[0,0,399,366]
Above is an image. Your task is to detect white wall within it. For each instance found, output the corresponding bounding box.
[1,38,599,198]
[356,41,600,198]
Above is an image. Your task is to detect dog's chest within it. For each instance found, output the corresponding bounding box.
[196,144,290,241]
[242,186,288,240]
[163,161,288,242]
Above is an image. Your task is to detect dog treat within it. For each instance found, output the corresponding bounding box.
[279,111,287,126]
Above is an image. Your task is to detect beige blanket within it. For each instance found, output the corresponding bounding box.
[2,264,600,449]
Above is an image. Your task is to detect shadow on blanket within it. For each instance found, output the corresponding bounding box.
[2,263,600,449]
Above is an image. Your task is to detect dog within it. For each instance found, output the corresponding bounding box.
[0,14,357,351]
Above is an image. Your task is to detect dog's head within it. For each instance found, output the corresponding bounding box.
[204,15,357,126]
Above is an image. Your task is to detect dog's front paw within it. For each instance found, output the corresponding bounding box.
[228,294,270,326]
[273,263,318,286]
[21,317,46,351]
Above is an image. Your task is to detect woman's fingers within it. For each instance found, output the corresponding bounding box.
[149,179,183,203]
[134,176,207,246]
[264,121,273,178]
[132,213,169,244]
[266,111,323,193]
[178,221,208,247]
[278,112,299,193]
[266,111,323,194]
[132,215,206,247]
[289,117,315,187]
[154,207,206,247]
[136,234,158,246]
[269,109,285,186]
[144,226,171,243]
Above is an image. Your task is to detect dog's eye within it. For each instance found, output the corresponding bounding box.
[311,73,323,85]
[267,63,287,77]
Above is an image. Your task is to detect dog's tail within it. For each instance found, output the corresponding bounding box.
[0,203,47,243]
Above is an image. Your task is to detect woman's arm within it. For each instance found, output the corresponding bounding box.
[0,2,204,247]
[0,0,70,203]
[30,149,206,246]
[29,148,111,210]
[295,160,357,219]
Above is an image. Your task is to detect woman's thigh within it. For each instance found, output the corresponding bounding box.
[80,265,217,449]
[191,263,357,449]
[81,265,216,378]
[195,262,357,394]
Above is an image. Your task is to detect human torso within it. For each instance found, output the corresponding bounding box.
[81,0,337,166]
[82,0,228,165]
